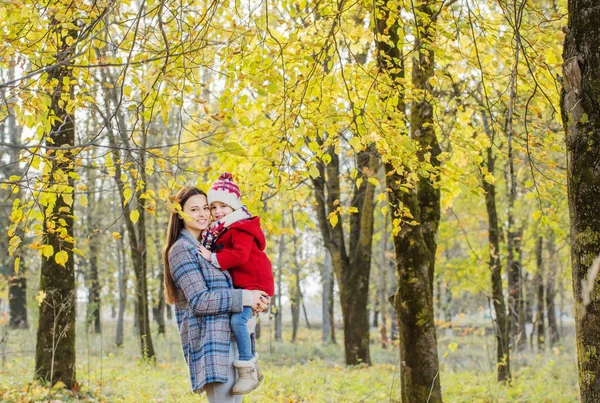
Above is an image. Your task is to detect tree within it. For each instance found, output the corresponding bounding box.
[546,234,560,347]
[534,236,545,351]
[375,0,443,400]
[312,147,378,365]
[34,15,79,388]
[480,109,511,381]
[1,59,28,330]
[561,1,600,401]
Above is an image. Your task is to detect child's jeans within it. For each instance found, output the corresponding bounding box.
[231,306,254,361]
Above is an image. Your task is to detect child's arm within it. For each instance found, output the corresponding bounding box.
[213,230,255,269]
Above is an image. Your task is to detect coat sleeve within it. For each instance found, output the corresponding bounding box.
[215,230,254,270]
[169,241,243,316]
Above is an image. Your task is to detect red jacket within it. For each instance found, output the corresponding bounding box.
[214,217,274,296]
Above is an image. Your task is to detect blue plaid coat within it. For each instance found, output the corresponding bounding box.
[168,229,243,393]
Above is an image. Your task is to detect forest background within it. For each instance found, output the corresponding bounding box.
[0,0,592,401]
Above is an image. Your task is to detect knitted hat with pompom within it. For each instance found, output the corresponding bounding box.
[207,172,242,210]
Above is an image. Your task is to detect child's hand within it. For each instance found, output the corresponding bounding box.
[197,244,212,261]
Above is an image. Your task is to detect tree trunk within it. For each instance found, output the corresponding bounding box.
[152,220,166,335]
[86,175,101,334]
[3,60,28,331]
[312,146,376,365]
[275,218,284,342]
[8,265,28,329]
[534,236,545,352]
[546,234,560,346]
[561,2,600,400]
[99,82,155,359]
[290,227,300,343]
[322,248,335,344]
[376,1,442,400]
[87,237,101,333]
[516,231,528,351]
[35,18,77,388]
[115,222,127,347]
[379,212,389,349]
[481,108,511,382]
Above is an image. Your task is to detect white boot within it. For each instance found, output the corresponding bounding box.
[254,353,264,382]
[232,357,261,395]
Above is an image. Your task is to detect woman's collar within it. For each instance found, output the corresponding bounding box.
[181,228,201,246]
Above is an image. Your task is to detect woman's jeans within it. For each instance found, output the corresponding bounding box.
[230,306,254,361]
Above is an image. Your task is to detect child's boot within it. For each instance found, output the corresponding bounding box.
[232,357,260,395]
[254,353,264,382]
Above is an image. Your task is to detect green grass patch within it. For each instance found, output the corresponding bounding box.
[0,320,579,402]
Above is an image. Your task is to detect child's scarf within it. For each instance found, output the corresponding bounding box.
[201,206,252,251]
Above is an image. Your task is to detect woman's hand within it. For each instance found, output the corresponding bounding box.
[251,290,270,312]
[197,244,212,261]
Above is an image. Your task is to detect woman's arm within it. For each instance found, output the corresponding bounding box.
[169,241,243,316]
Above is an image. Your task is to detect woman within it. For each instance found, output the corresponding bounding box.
[163,186,269,402]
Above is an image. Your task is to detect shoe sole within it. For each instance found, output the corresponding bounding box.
[231,376,264,395]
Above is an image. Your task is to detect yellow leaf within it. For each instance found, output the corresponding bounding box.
[533,210,541,220]
[55,250,68,267]
[308,165,320,178]
[130,209,140,224]
[367,177,379,186]
[123,188,133,205]
[484,173,496,184]
[448,342,458,352]
[14,257,20,274]
[53,381,66,390]
[72,248,84,256]
[145,158,155,176]
[328,212,338,228]
[35,290,47,306]
[112,232,122,240]
[62,193,73,206]
[79,194,88,208]
[42,244,54,258]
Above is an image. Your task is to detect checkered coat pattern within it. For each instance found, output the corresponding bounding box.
[168,229,243,393]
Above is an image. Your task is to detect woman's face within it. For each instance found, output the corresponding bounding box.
[210,201,234,221]
[182,194,211,232]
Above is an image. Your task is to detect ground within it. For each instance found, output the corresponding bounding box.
[0,316,579,402]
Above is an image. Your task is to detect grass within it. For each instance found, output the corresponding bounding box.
[0,315,579,402]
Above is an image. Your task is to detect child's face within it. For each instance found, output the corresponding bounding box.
[210,201,234,221]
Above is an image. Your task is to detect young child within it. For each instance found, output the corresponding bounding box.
[198,172,274,395]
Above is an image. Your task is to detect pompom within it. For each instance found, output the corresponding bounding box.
[218,172,233,181]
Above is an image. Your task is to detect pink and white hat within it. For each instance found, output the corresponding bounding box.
[207,172,242,210]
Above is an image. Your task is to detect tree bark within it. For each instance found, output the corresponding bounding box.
[534,236,545,351]
[375,1,442,400]
[379,212,389,349]
[97,69,155,359]
[86,171,101,334]
[152,219,166,335]
[480,108,511,382]
[546,234,560,346]
[274,218,284,342]
[3,60,28,330]
[322,248,335,344]
[115,221,127,347]
[35,18,77,388]
[561,1,600,400]
[311,146,377,365]
[290,224,300,343]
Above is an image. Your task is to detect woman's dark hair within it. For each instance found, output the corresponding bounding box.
[163,186,207,305]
